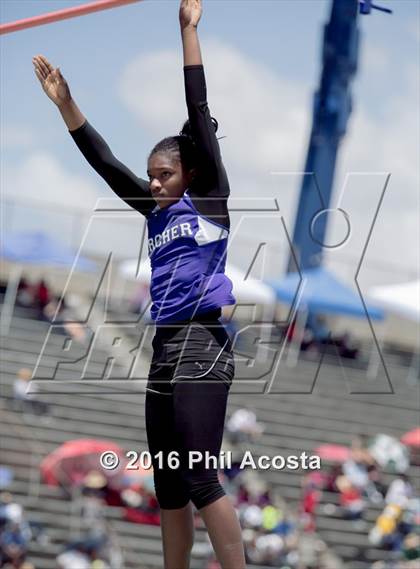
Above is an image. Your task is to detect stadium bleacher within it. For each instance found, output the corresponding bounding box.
[1,302,418,568]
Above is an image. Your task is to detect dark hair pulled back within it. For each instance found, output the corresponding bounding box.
[148,117,219,172]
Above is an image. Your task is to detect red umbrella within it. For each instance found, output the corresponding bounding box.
[401,428,420,448]
[314,444,351,463]
[40,439,126,487]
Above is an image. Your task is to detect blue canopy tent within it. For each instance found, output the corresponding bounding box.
[269,267,384,320]
[268,267,384,366]
[1,231,95,270]
[1,231,96,334]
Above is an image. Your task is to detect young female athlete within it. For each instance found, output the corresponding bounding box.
[32,1,246,567]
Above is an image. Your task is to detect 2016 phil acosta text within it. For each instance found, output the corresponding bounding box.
[121,450,322,471]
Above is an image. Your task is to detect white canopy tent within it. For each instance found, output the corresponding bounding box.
[368,280,420,323]
[367,280,419,381]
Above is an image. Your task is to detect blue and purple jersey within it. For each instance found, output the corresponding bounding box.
[70,65,235,323]
[147,193,234,322]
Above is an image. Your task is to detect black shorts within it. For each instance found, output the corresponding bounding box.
[145,309,235,509]
[146,308,235,395]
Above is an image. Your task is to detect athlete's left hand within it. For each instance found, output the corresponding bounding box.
[179,0,202,30]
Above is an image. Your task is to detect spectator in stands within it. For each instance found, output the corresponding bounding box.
[42,295,88,344]
[336,475,365,521]
[314,316,330,342]
[121,478,160,526]
[12,369,32,413]
[241,528,261,564]
[0,493,47,562]
[81,471,122,509]
[57,548,91,569]
[240,503,263,530]
[300,475,322,532]
[0,493,23,529]
[341,435,375,496]
[324,464,343,492]
[80,472,108,538]
[226,407,264,445]
[369,503,403,548]
[15,277,32,308]
[273,512,296,540]
[12,368,50,418]
[219,469,335,568]
[33,279,51,319]
[0,521,28,568]
[402,532,420,562]
[342,456,369,490]
[257,486,273,508]
[90,560,111,569]
[261,504,280,532]
[78,471,124,568]
[365,464,387,503]
[42,296,65,321]
[336,331,359,359]
[385,474,413,508]
[301,314,329,352]
[57,533,118,569]
[235,482,250,506]
[253,531,284,565]
[301,315,359,358]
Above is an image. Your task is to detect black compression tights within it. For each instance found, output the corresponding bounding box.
[145,379,229,510]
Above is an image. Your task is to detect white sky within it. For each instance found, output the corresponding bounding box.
[1,0,419,288]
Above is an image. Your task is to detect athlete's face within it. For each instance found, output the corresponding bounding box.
[147,152,194,209]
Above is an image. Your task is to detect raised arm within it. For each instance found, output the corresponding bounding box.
[68,121,155,216]
[179,1,230,197]
[32,55,155,216]
[180,0,203,66]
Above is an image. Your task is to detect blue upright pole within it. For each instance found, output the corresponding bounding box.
[288,0,359,273]
[288,0,392,273]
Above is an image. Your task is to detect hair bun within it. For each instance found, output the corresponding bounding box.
[180,117,218,138]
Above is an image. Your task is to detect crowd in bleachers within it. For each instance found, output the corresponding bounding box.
[15,277,53,319]
[14,277,86,343]
[6,392,417,568]
[3,361,419,569]
[2,295,418,568]
[203,409,419,568]
[285,314,360,360]
[200,408,341,568]
[230,483,305,567]
[0,467,123,569]
[56,534,121,569]
[305,434,420,566]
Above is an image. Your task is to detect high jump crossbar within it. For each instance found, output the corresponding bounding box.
[0,0,142,35]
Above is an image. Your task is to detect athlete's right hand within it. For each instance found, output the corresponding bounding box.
[32,55,71,107]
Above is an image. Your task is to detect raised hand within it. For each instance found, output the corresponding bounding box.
[32,55,71,107]
[179,0,202,30]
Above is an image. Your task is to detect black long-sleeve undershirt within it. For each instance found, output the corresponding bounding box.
[69,65,230,228]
